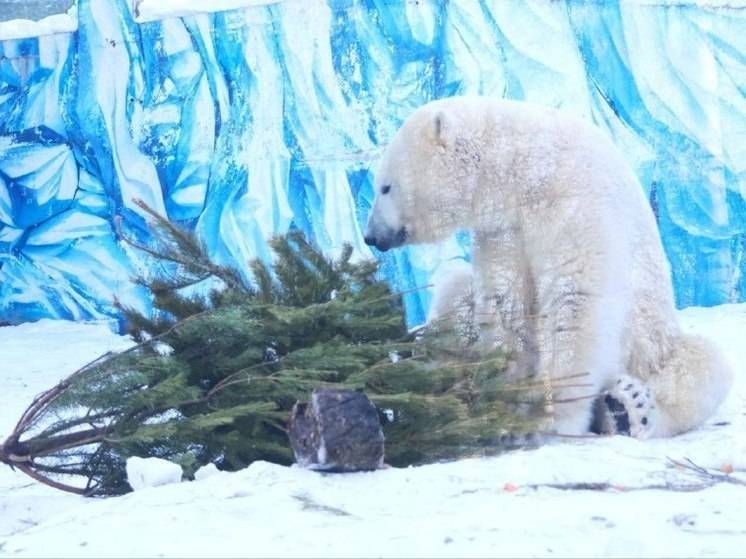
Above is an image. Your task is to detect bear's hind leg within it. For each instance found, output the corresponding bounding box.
[639,334,733,437]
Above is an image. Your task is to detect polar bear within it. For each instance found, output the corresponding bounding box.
[364,96,732,438]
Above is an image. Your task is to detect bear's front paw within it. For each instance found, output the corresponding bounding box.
[602,375,657,439]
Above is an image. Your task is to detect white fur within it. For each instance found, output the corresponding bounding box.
[427,261,474,324]
[366,96,733,437]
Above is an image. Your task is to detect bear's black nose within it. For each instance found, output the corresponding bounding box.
[363,234,376,246]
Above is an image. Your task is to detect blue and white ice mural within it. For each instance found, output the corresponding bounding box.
[0,0,745,328]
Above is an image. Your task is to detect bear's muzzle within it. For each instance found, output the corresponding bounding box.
[364,227,408,252]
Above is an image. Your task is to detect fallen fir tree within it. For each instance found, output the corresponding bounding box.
[0,200,578,496]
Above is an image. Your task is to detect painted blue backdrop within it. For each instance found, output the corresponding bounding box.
[0,0,744,328]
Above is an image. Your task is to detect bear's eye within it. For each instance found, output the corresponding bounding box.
[381,185,391,195]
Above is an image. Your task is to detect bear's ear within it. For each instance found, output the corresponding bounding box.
[432,111,452,147]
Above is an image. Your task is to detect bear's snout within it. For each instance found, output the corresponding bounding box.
[364,227,408,252]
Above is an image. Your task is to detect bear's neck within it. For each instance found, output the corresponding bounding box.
[430,139,521,235]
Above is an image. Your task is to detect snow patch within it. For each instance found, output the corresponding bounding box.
[130,0,285,23]
[193,463,220,481]
[142,408,183,425]
[152,341,174,356]
[0,4,77,41]
[126,457,183,491]
[635,0,746,6]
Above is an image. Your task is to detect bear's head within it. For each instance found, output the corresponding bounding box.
[364,100,481,252]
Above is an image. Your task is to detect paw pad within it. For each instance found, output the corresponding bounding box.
[603,374,657,438]
[603,394,630,435]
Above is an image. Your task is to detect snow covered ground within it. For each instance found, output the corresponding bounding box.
[1,306,745,558]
